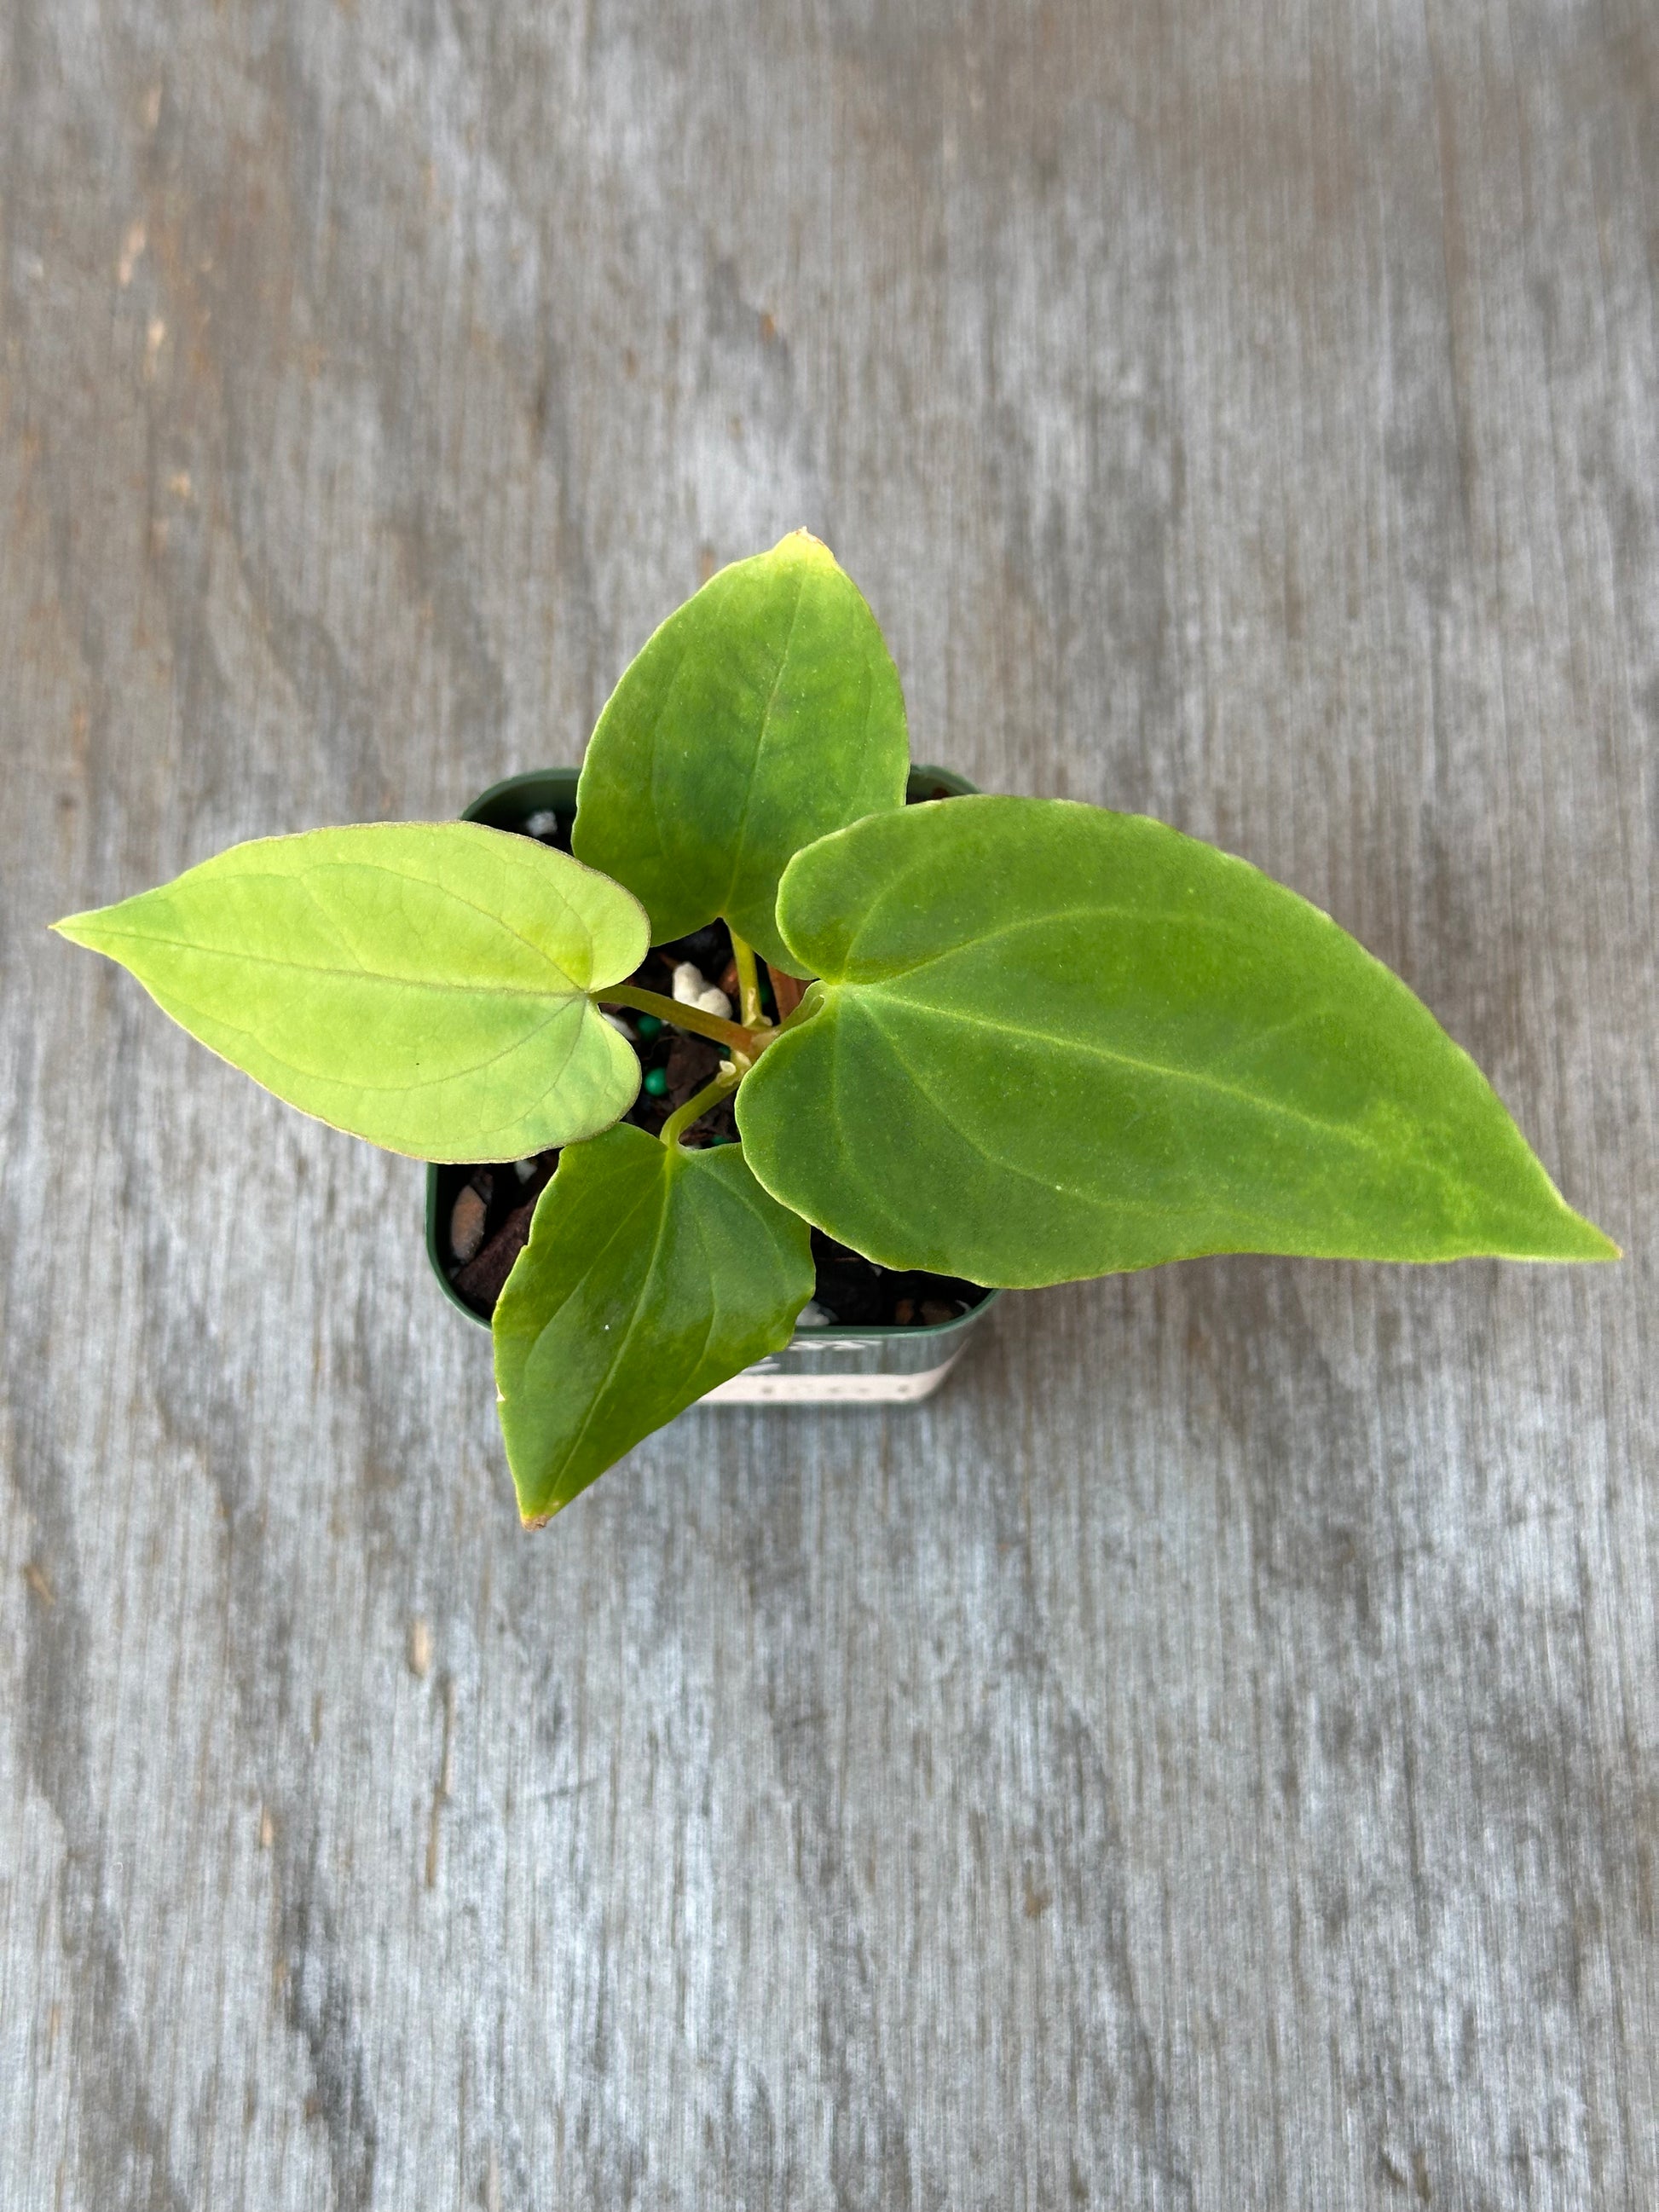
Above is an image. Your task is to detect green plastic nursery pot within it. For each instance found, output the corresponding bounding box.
[425,766,1000,1405]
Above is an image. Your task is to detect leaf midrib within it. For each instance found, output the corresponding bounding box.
[149,975,592,1105]
[822,1005,1283,1233]
[79,929,591,1002]
[721,565,811,920]
[844,985,1414,1164]
[529,1162,675,1506]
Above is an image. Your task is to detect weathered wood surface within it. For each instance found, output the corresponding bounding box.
[1,1,1654,2204]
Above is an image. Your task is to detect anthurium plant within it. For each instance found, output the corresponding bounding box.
[55,532,1616,1525]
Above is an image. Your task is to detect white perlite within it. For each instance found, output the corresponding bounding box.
[672,960,732,1020]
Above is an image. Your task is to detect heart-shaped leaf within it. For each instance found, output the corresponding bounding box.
[494,1125,815,1523]
[737,797,1617,1283]
[53,823,649,1160]
[571,530,908,974]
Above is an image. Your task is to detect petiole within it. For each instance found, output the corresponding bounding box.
[599,983,760,1055]
[659,1063,742,1147]
[728,930,768,1030]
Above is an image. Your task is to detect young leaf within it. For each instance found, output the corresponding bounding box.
[493,1125,815,1523]
[53,823,649,1161]
[737,797,1617,1284]
[571,530,908,974]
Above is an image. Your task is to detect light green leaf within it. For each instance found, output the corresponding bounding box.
[737,797,1617,1284]
[571,530,908,973]
[493,1125,815,1523]
[53,823,649,1161]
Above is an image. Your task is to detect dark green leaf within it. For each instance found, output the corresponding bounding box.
[737,797,1617,1283]
[53,823,649,1160]
[493,1124,815,1523]
[571,530,908,973]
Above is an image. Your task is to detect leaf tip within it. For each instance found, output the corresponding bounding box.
[777,526,836,568]
[1503,1200,1621,1264]
[1565,1216,1621,1263]
[514,1473,564,1529]
[49,908,109,954]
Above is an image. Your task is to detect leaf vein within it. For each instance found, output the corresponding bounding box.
[857,990,1386,1158]
[723,566,809,919]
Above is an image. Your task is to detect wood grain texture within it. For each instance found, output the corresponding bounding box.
[1,2,1654,2205]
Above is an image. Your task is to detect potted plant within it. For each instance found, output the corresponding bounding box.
[53,532,1617,1526]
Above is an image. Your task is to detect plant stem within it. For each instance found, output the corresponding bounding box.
[660,1066,741,1147]
[598,983,759,1054]
[765,961,806,1020]
[728,930,767,1029]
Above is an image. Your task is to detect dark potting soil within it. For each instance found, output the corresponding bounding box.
[435,804,991,1331]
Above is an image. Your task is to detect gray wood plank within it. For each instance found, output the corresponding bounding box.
[1,0,1654,2204]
